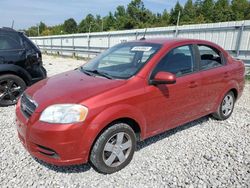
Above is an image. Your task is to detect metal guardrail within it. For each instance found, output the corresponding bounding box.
[31,20,250,67]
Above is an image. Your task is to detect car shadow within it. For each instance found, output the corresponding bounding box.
[34,115,211,173]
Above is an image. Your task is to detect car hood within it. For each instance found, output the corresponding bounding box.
[25,69,126,112]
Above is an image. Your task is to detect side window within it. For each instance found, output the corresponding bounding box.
[152,45,194,77]
[0,35,22,50]
[198,45,222,70]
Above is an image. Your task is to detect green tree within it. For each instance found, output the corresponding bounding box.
[126,0,154,28]
[103,12,116,31]
[63,18,77,34]
[39,22,46,34]
[160,9,170,26]
[114,6,129,30]
[245,2,250,19]
[213,0,233,22]
[169,2,183,25]
[201,0,215,22]
[231,0,249,20]
[182,0,196,24]
[78,14,96,33]
[26,26,38,36]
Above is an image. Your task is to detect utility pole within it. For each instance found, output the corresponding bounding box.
[37,23,40,36]
[88,23,92,59]
[101,19,104,32]
[175,11,181,37]
[11,20,14,29]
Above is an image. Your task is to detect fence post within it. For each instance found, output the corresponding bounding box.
[88,34,90,59]
[60,37,62,56]
[108,33,111,48]
[72,35,75,58]
[235,23,245,57]
[50,37,53,55]
[43,39,45,54]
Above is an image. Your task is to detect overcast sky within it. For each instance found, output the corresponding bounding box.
[0,0,186,29]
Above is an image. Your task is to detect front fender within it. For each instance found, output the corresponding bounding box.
[81,104,147,158]
[0,64,32,85]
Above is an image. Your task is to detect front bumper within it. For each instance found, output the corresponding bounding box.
[15,101,90,166]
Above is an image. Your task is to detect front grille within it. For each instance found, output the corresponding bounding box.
[20,93,37,118]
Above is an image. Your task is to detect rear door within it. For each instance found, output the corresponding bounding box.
[195,44,228,112]
[143,45,204,133]
[0,34,26,66]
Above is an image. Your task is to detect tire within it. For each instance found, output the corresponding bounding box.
[212,91,235,120]
[90,123,136,174]
[0,74,26,107]
[41,66,47,77]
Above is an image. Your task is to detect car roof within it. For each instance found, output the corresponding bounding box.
[133,38,224,52]
[136,38,213,45]
[0,27,19,34]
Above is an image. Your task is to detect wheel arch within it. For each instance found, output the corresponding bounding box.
[229,88,238,100]
[0,65,32,86]
[81,104,147,161]
[213,80,240,112]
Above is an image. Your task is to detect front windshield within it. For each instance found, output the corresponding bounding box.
[81,42,162,79]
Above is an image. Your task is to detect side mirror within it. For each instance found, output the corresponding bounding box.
[150,71,176,85]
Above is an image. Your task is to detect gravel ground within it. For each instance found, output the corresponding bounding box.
[0,55,250,187]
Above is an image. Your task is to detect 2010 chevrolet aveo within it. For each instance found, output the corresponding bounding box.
[16,38,245,174]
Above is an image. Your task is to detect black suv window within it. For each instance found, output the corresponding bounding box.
[198,45,222,70]
[152,45,194,77]
[0,35,22,50]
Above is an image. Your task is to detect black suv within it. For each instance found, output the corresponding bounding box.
[0,27,46,106]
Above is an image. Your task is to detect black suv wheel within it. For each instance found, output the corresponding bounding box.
[0,74,26,106]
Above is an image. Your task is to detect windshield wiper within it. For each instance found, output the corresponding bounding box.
[80,68,113,79]
[80,67,93,76]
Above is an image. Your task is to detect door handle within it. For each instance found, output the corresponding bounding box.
[189,81,198,88]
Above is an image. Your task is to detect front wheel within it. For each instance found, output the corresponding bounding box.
[212,91,235,120]
[0,74,26,107]
[90,123,136,174]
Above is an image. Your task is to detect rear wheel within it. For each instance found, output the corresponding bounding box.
[90,123,136,174]
[0,74,26,107]
[212,91,235,120]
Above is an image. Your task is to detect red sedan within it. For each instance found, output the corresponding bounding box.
[16,38,245,174]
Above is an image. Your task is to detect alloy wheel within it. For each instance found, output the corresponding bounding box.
[0,79,23,105]
[102,132,132,167]
[221,94,234,116]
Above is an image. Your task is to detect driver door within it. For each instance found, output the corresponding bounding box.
[143,45,203,134]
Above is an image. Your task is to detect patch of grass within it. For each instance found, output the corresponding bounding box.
[245,75,250,81]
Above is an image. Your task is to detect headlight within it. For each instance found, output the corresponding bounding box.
[40,104,88,124]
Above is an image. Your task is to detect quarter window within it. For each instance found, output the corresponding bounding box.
[152,45,194,77]
[0,35,22,50]
[198,45,222,70]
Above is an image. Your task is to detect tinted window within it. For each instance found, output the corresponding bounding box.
[198,45,222,70]
[0,35,22,50]
[152,45,194,77]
